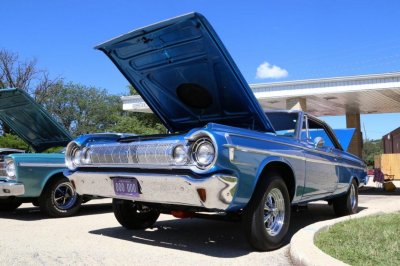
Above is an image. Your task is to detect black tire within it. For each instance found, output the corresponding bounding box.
[113,199,160,229]
[242,173,291,251]
[39,177,82,218]
[32,199,40,207]
[333,179,358,217]
[0,198,21,211]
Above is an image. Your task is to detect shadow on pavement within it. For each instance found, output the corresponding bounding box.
[359,186,400,196]
[0,202,112,221]
[89,202,347,258]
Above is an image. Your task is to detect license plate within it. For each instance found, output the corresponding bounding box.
[112,177,140,197]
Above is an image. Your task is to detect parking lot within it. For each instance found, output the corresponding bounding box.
[1,187,399,266]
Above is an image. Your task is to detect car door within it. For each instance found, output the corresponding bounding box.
[300,115,340,199]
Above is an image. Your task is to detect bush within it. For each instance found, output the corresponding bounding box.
[0,134,29,150]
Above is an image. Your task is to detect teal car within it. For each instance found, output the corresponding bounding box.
[0,88,123,217]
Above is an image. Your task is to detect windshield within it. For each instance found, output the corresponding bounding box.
[265,112,299,137]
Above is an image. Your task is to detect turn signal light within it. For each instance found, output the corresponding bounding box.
[197,188,207,202]
[171,211,194,218]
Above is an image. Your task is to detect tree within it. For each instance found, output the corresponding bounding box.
[0,49,165,141]
[0,134,29,150]
[38,82,124,136]
[0,49,60,99]
[0,49,61,134]
[122,84,166,134]
[127,84,139,95]
[362,139,383,166]
[109,115,165,135]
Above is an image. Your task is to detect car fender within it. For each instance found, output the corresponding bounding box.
[252,155,298,202]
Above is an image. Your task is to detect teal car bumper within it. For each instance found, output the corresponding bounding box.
[0,180,25,196]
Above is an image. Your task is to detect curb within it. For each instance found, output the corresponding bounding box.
[289,198,400,266]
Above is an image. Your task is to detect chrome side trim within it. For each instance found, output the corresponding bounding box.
[68,172,238,210]
[18,163,66,168]
[225,144,365,171]
[0,181,25,196]
[226,132,302,150]
[225,132,363,165]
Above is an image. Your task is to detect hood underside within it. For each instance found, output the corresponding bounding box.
[0,88,72,152]
[96,12,274,133]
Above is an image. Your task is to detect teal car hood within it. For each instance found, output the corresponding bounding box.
[96,12,275,133]
[0,88,72,152]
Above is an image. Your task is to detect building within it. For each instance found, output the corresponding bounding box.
[383,127,400,154]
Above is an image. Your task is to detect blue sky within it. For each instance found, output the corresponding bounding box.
[2,0,400,139]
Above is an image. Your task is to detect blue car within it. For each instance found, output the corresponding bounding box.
[65,13,368,250]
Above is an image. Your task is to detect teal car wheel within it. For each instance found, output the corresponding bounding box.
[39,177,82,218]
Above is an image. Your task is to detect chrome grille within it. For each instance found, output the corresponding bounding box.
[0,162,6,177]
[88,141,180,166]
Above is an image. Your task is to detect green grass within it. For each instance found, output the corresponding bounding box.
[315,212,400,266]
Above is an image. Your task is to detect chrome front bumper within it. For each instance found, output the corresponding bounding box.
[68,171,238,210]
[0,181,25,196]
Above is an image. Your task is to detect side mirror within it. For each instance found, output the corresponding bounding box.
[314,137,324,149]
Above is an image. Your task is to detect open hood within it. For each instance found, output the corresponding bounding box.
[0,88,72,152]
[96,13,274,133]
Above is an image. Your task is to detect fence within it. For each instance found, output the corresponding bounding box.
[374,153,400,180]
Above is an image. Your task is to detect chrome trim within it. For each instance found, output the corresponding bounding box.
[225,144,365,171]
[74,130,219,174]
[0,161,7,177]
[304,115,310,140]
[0,181,25,196]
[226,132,363,165]
[186,130,219,172]
[90,142,177,165]
[226,132,302,150]
[264,187,285,236]
[18,163,66,168]
[68,172,238,210]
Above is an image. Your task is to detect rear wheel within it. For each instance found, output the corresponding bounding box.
[0,198,21,211]
[243,173,291,251]
[113,199,160,229]
[39,177,82,218]
[333,179,358,216]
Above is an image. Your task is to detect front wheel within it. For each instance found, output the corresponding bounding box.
[242,174,291,251]
[0,198,21,211]
[333,179,358,216]
[113,199,160,229]
[39,177,82,218]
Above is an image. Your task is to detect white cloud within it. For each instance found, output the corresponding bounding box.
[256,61,288,79]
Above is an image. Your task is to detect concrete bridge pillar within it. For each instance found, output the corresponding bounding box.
[346,112,363,158]
[286,98,307,111]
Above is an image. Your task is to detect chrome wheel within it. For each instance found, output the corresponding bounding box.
[264,188,285,236]
[53,182,77,210]
[350,183,357,210]
[332,179,358,217]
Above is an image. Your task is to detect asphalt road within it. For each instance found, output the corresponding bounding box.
[1,187,399,266]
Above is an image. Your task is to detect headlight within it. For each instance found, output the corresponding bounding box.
[5,159,16,179]
[172,145,188,165]
[80,147,92,164]
[65,141,83,170]
[192,137,216,169]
